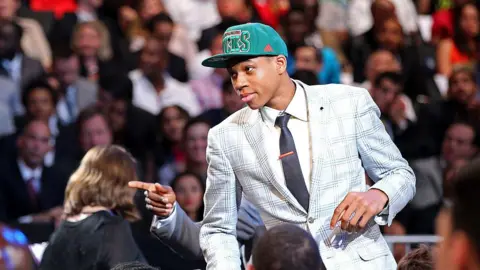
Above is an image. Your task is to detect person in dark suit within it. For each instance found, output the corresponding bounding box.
[0,120,70,224]
[0,19,45,115]
[98,73,157,182]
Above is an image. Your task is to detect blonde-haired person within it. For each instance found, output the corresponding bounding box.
[71,20,118,82]
[40,145,146,270]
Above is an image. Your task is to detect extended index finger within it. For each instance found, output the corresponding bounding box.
[128,181,154,191]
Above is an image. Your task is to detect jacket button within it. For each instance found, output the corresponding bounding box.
[308,217,314,224]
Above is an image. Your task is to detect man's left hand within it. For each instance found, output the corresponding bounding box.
[330,189,389,232]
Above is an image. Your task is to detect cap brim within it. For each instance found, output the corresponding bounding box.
[201,53,242,68]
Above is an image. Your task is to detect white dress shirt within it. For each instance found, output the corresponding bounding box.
[259,82,312,192]
[17,159,42,193]
[129,70,201,116]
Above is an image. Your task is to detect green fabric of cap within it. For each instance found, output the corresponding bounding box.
[202,22,288,68]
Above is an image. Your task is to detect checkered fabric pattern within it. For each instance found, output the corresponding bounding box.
[199,81,416,270]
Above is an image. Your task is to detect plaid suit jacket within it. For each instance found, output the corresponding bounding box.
[199,81,416,270]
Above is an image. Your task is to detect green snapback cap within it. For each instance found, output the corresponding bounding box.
[202,22,288,68]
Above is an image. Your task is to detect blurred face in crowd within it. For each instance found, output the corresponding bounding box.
[448,70,477,104]
[0,0,18,20]
[79,114,112,152]
[442,123,477,164]
[108,100,127,133]
[222,84,244,114]
[294,46,322,73]
[373,78,401,114]
[75,25,102,58]
[285,10,308,47]
[83,0,103,9]
[54,56,80,87]
[139,38,166,77]
[459,4,479,38]
[0,22,18,58]
[173,174,204,217]
[185,122,209,165]
[138,0,164,23]
[371,0,396,25]
[217,0,247,19]
[97,88,113,111]
[26,88,55,122]
[160,106,188,143]
[153,21,173,49]
[375,18,404,52]
[365,51,400,84]
[17,121,51,168]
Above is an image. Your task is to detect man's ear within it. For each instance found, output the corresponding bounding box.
[275,55,287,75]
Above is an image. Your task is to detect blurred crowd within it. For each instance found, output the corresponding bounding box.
[0,0,478,269]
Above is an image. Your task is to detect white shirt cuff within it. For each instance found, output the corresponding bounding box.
[374,205,389,226]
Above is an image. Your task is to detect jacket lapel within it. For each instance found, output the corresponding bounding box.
[302,82,329,203]
[243,108,307,214]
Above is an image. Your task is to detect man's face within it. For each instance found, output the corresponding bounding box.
[0,0,18,20]
[139,39,165,77]
[372,78,401,113]
[217,0,246,19]
[0,23,17,58]
[185,123,209,164]
[228,56,282,110]
[17,121,51,168]
[108,100,127,133]
[442,123,476,164]
[365,51,400,83]
[376,19,403,52]
[79,114,112,152]
[153,21,173,49]
[54,56,80,87]
[139,0,163,23]
[75,26,101,58]
[27,88,55,122]
[449,71,476,104]
[294,46,321,73]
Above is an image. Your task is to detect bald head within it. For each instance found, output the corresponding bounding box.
[365,50,401,83]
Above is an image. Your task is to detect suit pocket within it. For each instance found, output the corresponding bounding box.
[356,240,391,261]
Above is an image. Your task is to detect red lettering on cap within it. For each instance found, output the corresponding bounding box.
[264,44,273,52]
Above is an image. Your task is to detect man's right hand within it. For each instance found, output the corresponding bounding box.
[128,181,176,218]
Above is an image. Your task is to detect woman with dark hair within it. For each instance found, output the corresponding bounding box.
[437,2,479,76]
[170,172,205,222]
[40,145,146,270]
[155,105,190,185]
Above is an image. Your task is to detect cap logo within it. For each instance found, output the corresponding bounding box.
[223,30,251,54]
[264,44,273,52]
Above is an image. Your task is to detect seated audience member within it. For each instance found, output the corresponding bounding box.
[98,74,156,182]
[249,224,323,270]
[397,245,433,270]
[182,118,210,182]
[0,19,45,115]
[0,120,69,224]
[199,79,244,127]
[155,105,190,186]
[431,0,472,44]
[40,145,146,269]
[51,45,98,125]
[71,21,120,82]
[435,158,480,270]
[129,35,200,116]
[436,2,478,77]
[293,45,323,84]
[170,172,205,222]
[0,223,35,270]
[16,78,76,165]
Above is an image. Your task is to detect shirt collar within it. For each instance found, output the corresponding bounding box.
[260,80,308,127]
[17,159,42,182]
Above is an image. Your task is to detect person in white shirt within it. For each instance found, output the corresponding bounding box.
[129,35,200,116]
